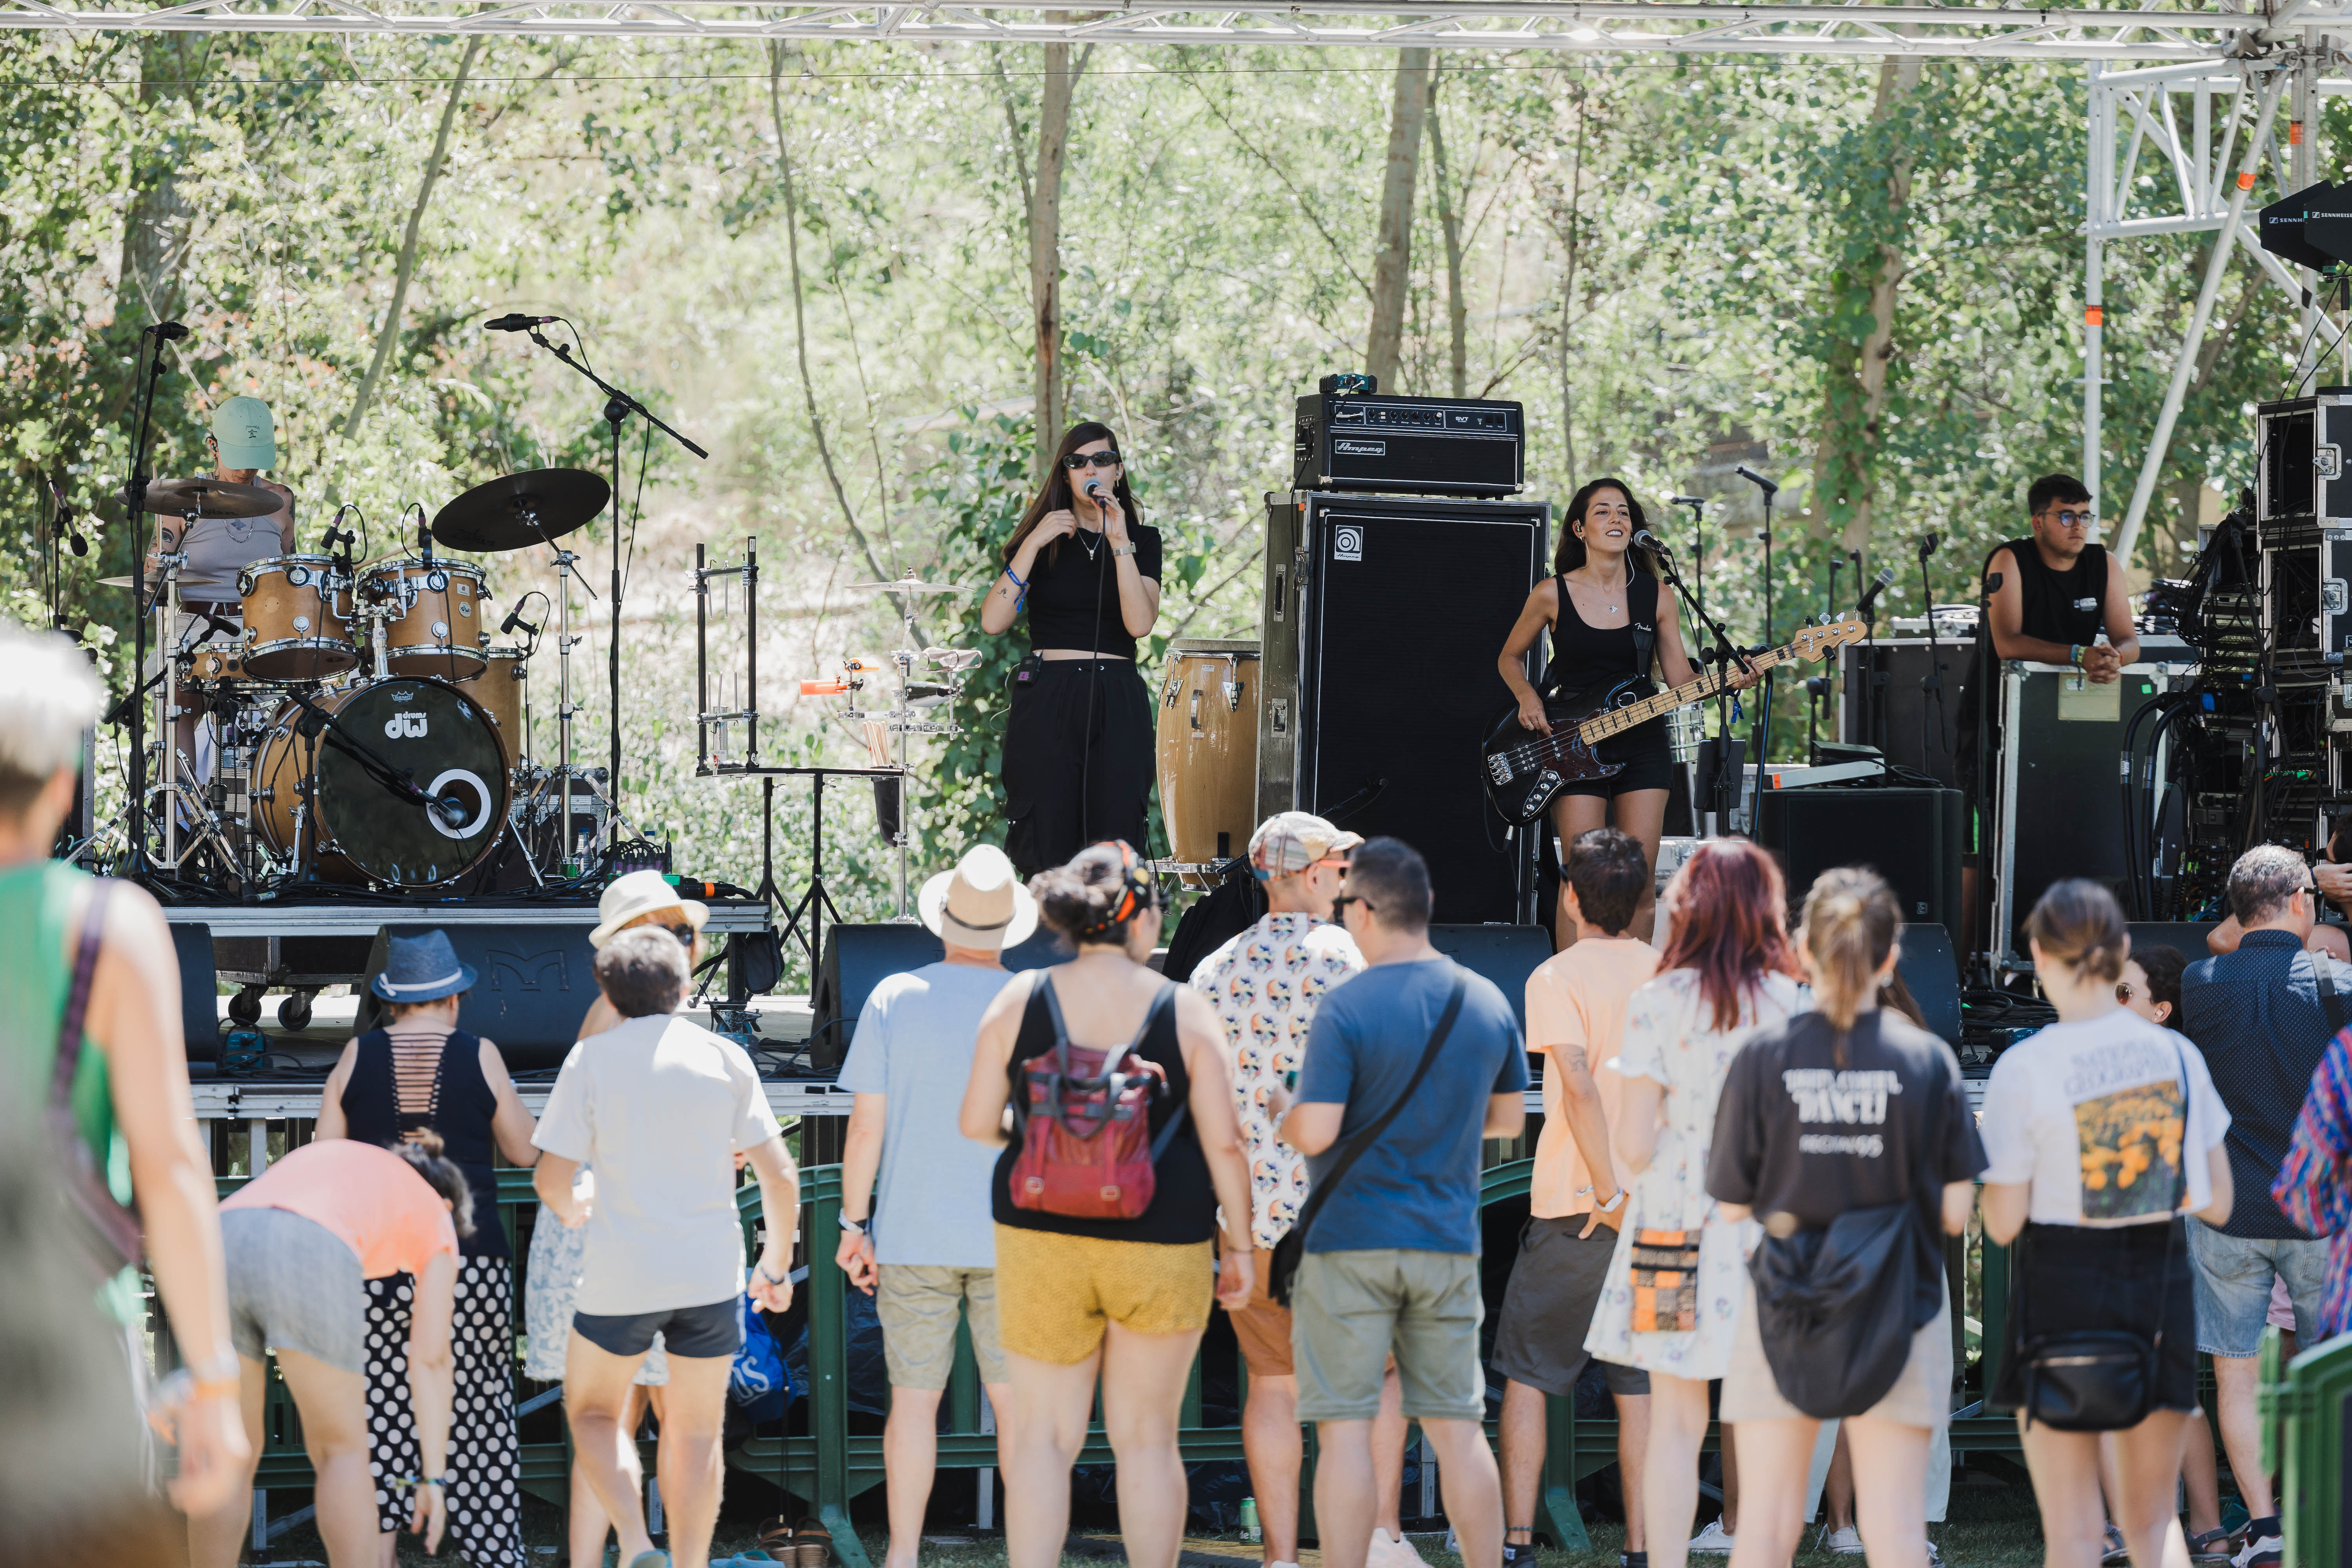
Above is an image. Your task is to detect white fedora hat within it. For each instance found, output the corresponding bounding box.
[590,868,711,950]
[919,844,1038,951]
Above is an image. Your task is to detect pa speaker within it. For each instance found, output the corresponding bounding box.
[1754,786,1965,933]
[1895,924,1961,1047]
[2125,923,2217,966]
[811,923,1077,1074]
[1259,492,1549,926]
[171,922,221,1064]
[354,923,602,1068]
[1428,924,1554,1031]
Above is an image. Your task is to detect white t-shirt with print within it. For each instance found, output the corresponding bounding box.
[1188,913,1364,1249]
[1978,1008,2231,1228]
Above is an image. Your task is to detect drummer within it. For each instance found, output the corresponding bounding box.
[143,396,300,781]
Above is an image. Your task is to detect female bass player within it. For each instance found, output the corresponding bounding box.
[1497,478,1743,947]
[979,421,1163,877]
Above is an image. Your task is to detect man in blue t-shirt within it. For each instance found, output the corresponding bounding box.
[1278,837,1528,1568]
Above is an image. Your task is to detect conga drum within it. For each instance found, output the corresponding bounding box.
[1156,639,1260,866]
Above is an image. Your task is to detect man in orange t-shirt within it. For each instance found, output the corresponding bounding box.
[1495,829,1659,1568]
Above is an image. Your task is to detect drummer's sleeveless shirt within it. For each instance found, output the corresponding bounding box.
[153,486,298,599]
[1955,537,2110,789]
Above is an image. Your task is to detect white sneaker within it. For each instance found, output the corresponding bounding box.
[1824,1527,1865,1556]
[1370,1530,1430,1568]
[1689,1521,1737,1553]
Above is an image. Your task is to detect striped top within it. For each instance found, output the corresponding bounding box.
[2274,1025,2352,1339]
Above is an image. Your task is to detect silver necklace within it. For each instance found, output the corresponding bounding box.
[1078,524,1102,561]
[1576,576,1624,616]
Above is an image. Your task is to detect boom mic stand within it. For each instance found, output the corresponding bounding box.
[123,322,180,874]
[1649,540,1756,832]
[1735,466,1781,827]
[517,319,709,853]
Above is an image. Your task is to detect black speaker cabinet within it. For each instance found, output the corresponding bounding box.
[1895,924,1962,1047]
[1754,785,1965,934]
[170,921,221,1064]
[354,923,603,1068]
[810,924,1076,1074]
[1428,924,1554,1031]
[2125,922,2219,966]
[1259,491,1549,926]
[1837,639,1974,792]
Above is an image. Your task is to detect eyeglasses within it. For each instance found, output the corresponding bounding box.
[666,924,697,946]
[1063,450,1123,470]
[2043,508,2095,528]
[1332,892,1376,919]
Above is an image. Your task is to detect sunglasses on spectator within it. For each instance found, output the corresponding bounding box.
[1063,451,1123,470]
[1331,892,1376,919]
[2115,981,2137,1002]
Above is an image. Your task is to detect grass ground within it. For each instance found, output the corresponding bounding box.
[254,1459,2054,1568]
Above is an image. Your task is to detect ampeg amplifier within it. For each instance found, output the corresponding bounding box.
[1294,385,1523,497]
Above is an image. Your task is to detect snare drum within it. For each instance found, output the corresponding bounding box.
[362,558,488,679]
[237,554,356,682]
[189,644,246,684]
[1156,639,1260,866]
[456,646,527,767]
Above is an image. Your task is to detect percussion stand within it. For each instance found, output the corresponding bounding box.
[145,541,241,878]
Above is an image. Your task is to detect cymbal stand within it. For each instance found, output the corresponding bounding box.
[517,522,645,877]
[144,539,241,879]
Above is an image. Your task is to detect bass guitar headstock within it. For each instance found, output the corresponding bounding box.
[1790,618,1870,662]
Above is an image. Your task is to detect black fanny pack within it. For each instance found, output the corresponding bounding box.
[1748,1199,1922,1418]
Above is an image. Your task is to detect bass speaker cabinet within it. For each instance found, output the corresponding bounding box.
[1837,639,1973,792]
[1753,785,1966,934]
[809,924,1076,1074]
[354,923,603,1068]
[1895,923,1962,1047]
[1259,491,1549,926]
[1428,924,1554,1031]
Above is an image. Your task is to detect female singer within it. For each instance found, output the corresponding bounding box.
[979,422,1163,877]
[1497,478,1737,947]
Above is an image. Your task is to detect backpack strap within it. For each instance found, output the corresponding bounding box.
[52,879,111,1115]
[2314,954,2350,1037]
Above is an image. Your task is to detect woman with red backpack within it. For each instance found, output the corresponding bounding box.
[960,840,1256,1568]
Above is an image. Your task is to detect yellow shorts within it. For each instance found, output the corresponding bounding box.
[992,1224,1214,1363]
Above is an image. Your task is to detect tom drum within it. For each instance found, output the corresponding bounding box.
[237,554,356,682]
[362,558,489,679]
[1156,639,1260,866]
[456,646,527,768]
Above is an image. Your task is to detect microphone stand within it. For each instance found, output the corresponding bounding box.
[123,325,173,873]
[282,687,470,829]
[519,321,709,855]
[1650,544,1755,833]
[1739,472,1780,831]
[1917,539,1951,768]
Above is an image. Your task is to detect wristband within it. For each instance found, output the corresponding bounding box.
[1597,1189,1627,1214]
[838,1212,869,1235]
[2069,644,2083,668]
[756,1263,791,1287]
[1002,565,1027,611]
[1111,543,1136,559]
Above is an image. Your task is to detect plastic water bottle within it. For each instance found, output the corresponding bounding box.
[1240,1498,1261,1543]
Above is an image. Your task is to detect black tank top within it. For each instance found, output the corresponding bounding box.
[991,973,1215,1244]
[342,1028,508,1259]
[1541,570,1669,759]
[2000,536,2109,647]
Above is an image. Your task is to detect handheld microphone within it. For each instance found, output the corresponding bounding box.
[499,606,541,638]
[1857,564,1897,617]
[484,314,559,332]
[1735,464,1780,496]
[1668,495,1706,507]
[1918,530,1942,559]
[1085,479,1110,506]
[1630,528,1675,557]
[50,481,86,557]
[147,321,190,341]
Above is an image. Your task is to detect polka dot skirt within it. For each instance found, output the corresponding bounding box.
[366,1258,526,1568]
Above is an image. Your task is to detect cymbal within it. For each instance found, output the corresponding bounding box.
[98,575,134,589]
[127,477,281,519]
[431,468,611,553]
[847,577,966,595]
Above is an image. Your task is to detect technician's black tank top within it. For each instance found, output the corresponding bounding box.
[2003,537,2109,647]
[991,973,1214,1245]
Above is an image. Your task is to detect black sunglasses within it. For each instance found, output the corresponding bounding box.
[1063,450,1123,470]
[666,924,696,946]
[1331,892,1376,919]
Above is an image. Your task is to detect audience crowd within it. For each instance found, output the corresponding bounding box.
[9,612,2352,1568]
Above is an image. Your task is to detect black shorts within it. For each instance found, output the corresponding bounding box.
[573,1297,741,1360]
[1555,720,1678,801]
[1990,1219,2200,1418]
[1491,1217,1650,1397]
[1002,657,1154,877]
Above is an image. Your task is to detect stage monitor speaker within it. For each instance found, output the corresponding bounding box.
[1837,639,1973,792]
[172,922,221,1064]
[1428,924,1554,1031]
[354,923,602,1068]
[811,924,1077,1074]
[2125,922,2219,965]
[1260,491,1549,926]
[1753,785,1965,934]
[1895,923,1962,1047]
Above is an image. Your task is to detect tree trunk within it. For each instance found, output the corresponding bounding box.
[1811,53,1923,556]
[1558,83,1587,483]
[1365,49,1432,392]
[1426,65,1468,399]
[114,35,205,337]
[1031,32,1078,478]
[345,37,481,439]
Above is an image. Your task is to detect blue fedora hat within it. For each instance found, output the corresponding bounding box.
[370,930,477,1003]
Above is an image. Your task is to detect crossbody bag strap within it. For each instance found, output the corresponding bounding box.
[52,878,112,1111]
[1287,972,1470,1250]
[2315,954,2350,1036]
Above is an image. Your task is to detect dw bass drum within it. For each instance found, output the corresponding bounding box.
[253,678,510,887]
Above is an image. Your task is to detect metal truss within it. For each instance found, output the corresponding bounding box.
[4,0,2352,54]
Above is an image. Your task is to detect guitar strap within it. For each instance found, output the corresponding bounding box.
[1542,571,1661,696]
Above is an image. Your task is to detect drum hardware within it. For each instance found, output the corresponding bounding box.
[842,570,976,916]
[142,544,247,881]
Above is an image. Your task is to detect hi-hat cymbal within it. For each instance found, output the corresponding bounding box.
[431,468,611,553]
[98,575,134,589]
[847,577,967,595]
[127,477,281,519]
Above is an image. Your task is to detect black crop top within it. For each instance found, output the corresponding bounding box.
[1018,524,1163,659]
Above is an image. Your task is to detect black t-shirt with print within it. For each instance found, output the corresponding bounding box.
[1708,1010,1988,1312]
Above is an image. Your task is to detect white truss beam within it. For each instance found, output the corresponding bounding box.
[4,0,2350,53]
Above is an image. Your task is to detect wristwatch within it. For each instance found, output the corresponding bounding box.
[1111,543,1137,558]
[1596,1189,1627,1214]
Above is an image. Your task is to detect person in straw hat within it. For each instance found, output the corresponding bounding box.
[572,869,713,1041]
[831,844,1036,1568]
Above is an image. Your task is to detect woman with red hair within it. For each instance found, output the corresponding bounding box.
[1584,839,1805,1568]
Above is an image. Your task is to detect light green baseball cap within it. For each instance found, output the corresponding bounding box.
[210,395,276,469]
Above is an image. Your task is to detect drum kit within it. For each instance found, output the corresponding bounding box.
[119,466,628,894]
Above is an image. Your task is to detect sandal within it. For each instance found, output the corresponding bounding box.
[757,1516,796,1565]
[794,1516,834,1568]
[2188,1530,2239,1565]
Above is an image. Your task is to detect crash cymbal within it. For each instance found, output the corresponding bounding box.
[98,575,135,589]
[431,468,611,553]
[847,577,967,595]
[127,477,281,519]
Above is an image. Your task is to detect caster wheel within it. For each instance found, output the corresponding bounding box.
[229,987,265,1027]
[278,992,314,1033]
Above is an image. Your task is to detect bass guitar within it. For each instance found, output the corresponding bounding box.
[1479,618,1869,825]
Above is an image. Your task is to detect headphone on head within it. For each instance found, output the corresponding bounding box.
[1078,839,1160,939]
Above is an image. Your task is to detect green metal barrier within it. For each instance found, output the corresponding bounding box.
[2260,1323,2352,1568]
[207,1152,2023,1548]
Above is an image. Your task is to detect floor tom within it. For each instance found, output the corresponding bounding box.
[457,646,528,767]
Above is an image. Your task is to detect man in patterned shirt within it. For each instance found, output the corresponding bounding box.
[1191,813,1423,1568]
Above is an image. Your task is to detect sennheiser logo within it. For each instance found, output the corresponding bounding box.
[1333,525,1364,563]
[1334,438,1387,457]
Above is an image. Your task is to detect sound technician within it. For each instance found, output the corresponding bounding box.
[979,422,1162,877]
